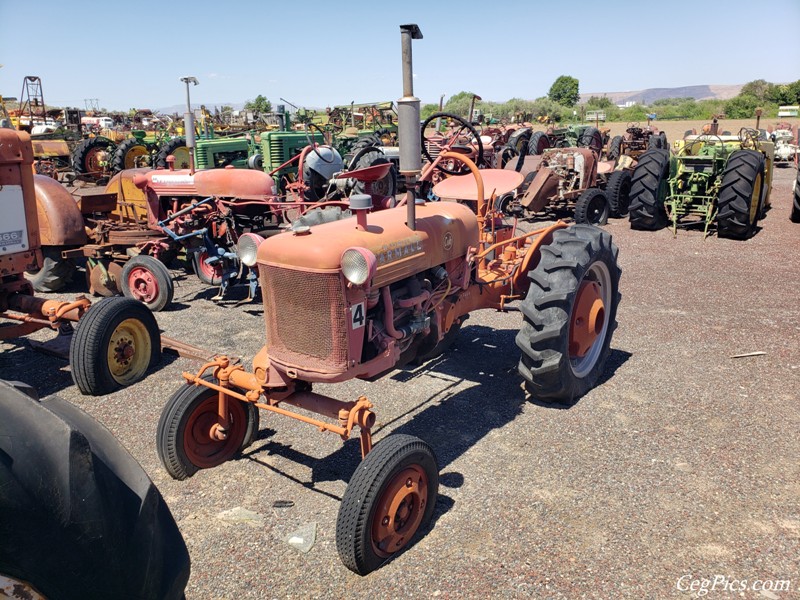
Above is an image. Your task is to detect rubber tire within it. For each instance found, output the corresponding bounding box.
[574,189,610,225]
[607,135,623,161]
[629,149,670,230]
[155,137,189,169]
[352,150,397,198]
[420,112,484,173]
[506,127,532,153]
[26,251,75,292]
[577,127,603,154]
[156,376,260,480]
[647,134,661,150]
[605,169,632,217]
[527,131,550,155]
[0,380,190,600]
[71,136,115,176]
[120,255,174,312]
[191,250,224,286]
[716,149,766,239]
[791,168,800,223]
[336,434,439,575]
[515,225,621,402]
[111,137,150,172]
[70,297,161,396]
[659,132,668,149]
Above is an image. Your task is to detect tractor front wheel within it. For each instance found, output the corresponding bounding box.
[628,149,670,230]
[156,377,260,480]
[574,189,610,225]
[70,297,161,396]
[120,255,174,312]
[605,169,632,217]
[336,434,439,576]
[716,149,766,239]
[516,225,620,403]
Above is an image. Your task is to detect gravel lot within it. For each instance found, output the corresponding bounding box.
[1,165,798,598]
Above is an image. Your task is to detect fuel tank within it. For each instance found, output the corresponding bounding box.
[257,202,479,288]
[132,166,276,199]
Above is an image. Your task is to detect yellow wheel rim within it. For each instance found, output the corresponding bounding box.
[170,146,192,170]
[106,318,152,385]
[749,173,762,224]
[125,145,149,168]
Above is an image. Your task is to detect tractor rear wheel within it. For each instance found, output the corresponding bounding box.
[120,255,174,312]
[527,131,550,155]
[791,168,800,223]
[516,224,620,403]
[607,135,623,161]
[69,297,160,396]
[628,149,670,230]
[0,381,190,600]
[155,137,190,169]
[647,134,661,150]
[506,127,532,154]
[716,149,766,239]
[574,189,610,225]
[156,376,260,480]
[605,169,632,217]
[336,434,439,575]
[111,137,150,172]
[25,250,75,292]
[71,137,116,179]
[578,127,604,154]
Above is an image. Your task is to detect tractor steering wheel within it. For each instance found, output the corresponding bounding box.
[421,112,485,175]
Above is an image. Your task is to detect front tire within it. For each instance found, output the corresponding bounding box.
[716,150,765,239]
[574,188,610,225]
[628,149,670,230]
[605,170,632,217]
[120,255,174,312]
[516,225,621,403]
[336,434,439,576]
[70,297,161,396]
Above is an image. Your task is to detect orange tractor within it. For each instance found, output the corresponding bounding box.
[156,24,622,574]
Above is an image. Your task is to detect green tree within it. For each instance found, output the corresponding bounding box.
[531,97,565,122]
[442,91,482,118]
[244,95,272,114]
[548,76,580,107]
[420,103,440,120]
[724,94,760,119]
[740,80,772,103]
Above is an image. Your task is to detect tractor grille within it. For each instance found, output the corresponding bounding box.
[260,264,349,373]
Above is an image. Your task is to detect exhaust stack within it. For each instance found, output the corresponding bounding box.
[397,23,423,231]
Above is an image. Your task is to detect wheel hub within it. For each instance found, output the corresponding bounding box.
[128,267,159,303]
[569,281,605,358]
[371,466,427,557]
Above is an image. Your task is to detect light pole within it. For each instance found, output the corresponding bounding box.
[180,76,198,173]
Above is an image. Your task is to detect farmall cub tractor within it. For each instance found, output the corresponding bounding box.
[156,25,622,575]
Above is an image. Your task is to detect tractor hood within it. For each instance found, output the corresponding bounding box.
[132,167,275,199]
[257,202,479,288]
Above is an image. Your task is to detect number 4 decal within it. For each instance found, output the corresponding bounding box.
[351,302,365,329]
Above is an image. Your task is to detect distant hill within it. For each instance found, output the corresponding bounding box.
[580,84,744,105]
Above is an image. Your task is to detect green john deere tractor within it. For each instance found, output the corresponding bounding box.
[628,126,774,239]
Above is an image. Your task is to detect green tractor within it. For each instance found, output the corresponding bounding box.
[527,124,605,156]
[628,126,774,239]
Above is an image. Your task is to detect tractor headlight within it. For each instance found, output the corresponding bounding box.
[341,247,377,286]
[237,233,265,267]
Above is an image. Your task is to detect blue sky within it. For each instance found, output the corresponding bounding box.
[1,0,798,112]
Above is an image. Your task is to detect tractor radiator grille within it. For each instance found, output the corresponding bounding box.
[260,264,349,373]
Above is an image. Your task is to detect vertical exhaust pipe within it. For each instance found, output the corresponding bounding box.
[397,24,423,231]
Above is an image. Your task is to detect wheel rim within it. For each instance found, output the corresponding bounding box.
[183,396,247,469]
[106,317,152,385]
[86,146,109,174]
[569,261,611,378]
[170,146,191,169]
[127,266,160,304]
[749,172,763,223]
[371,466,429,558]
[195,251,222,281]
[586,195,608,224]
[124,145,149,168]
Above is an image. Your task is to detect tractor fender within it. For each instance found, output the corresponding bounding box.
[33,174,87,246]
[520,166,560,212]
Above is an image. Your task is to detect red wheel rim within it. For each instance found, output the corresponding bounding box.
[183,396,247,469]
[196,251,223,280]
[371,466,428,558]
[85,146,108,174]
[127,266,159,304]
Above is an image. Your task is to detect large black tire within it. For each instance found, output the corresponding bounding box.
[716,150,766,239]
[527,130,551,155]
[352,149,397,198]
[577,127,604,154]
[336,434,439,575]
[120,255,174,312]
[629,149,670,230]
[605,169,632,217]
[156,376,260,480]
[155,137,190,169]
[71,136,116,177]
[607,135,623,161]
[516,225,621,403]
[25,250,75,292]
[647,134,661,150]
[506,127,532,153]
[420,112,484,174]
[111,137,150,172]
[0,380,190,599]
[659,132,668,150]
[574,189,610,225]
[70,297,161,396]
[791,168,800,223]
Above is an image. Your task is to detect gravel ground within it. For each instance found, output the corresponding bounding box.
[1,166,798,599]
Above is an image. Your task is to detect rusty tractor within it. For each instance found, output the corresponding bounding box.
[606,123,668,163]
[527,124,605,156]
[1,128,160,395]
[156,24,621,575]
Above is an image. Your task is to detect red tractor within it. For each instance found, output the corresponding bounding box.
[156,25,622,575]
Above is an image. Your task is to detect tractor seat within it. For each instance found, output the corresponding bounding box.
[432,169,524,201]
